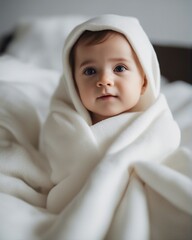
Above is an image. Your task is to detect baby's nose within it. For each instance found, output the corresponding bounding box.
[96,73,114,87]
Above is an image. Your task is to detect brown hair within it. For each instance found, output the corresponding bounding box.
[69,30,118,72]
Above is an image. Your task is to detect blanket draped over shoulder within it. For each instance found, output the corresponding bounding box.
[0,15,192,240]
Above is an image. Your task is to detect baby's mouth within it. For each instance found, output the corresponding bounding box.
[97,94,117,100]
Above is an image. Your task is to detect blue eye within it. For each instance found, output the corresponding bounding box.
[114,65,127,72]
[84,68,96,76]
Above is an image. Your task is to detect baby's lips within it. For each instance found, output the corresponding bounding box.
[97,94,118,100]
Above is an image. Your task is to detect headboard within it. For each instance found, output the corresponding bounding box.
[153,45,192,84]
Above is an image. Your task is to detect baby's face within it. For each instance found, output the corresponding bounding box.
[74,32,146,124]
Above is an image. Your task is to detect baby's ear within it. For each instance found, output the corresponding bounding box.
[141,76,147,95]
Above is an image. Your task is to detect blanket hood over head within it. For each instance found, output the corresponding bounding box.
[54,14,160,125]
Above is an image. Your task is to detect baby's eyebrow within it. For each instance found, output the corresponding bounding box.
[80,60,95,68]
[79,57,130,68]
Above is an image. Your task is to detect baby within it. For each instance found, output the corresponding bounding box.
[40,15,190,240]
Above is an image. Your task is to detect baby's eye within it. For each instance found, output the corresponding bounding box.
[114,65,127,72]
[83,67,96,76]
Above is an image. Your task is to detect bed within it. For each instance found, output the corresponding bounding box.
[0,15,191,240]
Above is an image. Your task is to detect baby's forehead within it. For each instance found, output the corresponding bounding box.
[74,31,135,58]
[74,30,136,58]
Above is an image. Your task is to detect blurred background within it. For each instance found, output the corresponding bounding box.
[0,0,191,82]
[0,0,191,46]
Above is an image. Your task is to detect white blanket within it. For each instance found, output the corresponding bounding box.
[0,14,192,240]
[40,90,192,240]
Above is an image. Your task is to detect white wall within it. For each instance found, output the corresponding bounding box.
[0,0,191,46]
